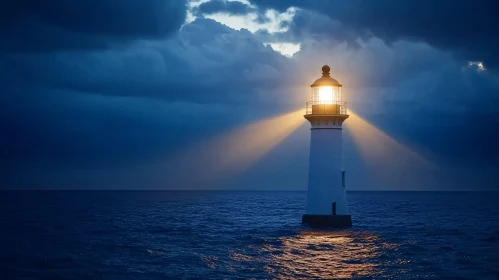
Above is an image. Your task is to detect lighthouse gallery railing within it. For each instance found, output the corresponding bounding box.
[305,101,347,115]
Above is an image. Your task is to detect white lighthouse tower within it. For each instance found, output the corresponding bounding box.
[302,65,352,227]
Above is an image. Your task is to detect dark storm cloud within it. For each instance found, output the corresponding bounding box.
[0,18,292,103]
[0,0,187,52]
[254,9,369,52]
[249,0,499,68]
[0,17,296,174]
[195,0,254,16]
[2,1,499,190]
[254,13,271,24]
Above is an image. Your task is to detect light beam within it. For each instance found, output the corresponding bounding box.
[345,110,437,189]
[166,109,306,189]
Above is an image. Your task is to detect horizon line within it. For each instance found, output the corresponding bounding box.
[1,189,497,192]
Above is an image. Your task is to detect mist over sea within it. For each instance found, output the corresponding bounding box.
[1,191,498,279]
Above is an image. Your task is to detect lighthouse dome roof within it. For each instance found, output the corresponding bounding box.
[311,65,342,87]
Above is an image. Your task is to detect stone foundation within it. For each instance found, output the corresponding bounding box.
[302,214,352,227]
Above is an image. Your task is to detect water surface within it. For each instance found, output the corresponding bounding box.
[1,191,498,279]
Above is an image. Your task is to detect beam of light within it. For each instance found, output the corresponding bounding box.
[345,110,437,189]
[165,109,305,189]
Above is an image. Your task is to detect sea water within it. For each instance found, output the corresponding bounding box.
[1,191,498,279]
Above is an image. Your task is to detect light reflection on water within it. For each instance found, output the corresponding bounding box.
[261,229,401,279]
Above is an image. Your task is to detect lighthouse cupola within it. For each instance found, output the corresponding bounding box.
[305,65,348,126]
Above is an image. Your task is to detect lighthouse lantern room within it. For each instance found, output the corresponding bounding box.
[302,65,352,227]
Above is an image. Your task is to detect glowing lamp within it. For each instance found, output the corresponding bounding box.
[308,65,344,115]
[317,86,334,104]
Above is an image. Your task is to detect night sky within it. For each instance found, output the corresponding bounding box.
[1,0,498,190]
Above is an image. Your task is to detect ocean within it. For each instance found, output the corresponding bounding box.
[1,191,498,279]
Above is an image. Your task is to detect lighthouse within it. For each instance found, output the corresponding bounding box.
[302,65,352,227]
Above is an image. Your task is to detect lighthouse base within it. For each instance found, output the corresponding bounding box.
[302,214,352,227]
